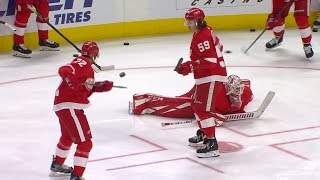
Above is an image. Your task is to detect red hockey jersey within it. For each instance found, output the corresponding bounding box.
[53,56,94,111]
[189,26,227,83]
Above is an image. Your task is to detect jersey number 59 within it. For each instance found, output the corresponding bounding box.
[198,40,210,52]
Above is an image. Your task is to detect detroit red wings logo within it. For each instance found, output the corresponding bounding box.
[84,78,94,90]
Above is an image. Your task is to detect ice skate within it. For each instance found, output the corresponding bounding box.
[39,39,60,51]
[12,44,32,58]
[196,138,220,158]
[303,43,314,60]
[49,155,73,177]
[265,35,283,50]
[70,172,85,180]
[312,14,320,32]
[188,129,206,148]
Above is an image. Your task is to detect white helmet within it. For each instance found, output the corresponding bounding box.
[226,75,244,96]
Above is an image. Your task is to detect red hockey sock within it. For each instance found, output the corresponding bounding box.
[55,138,72,165]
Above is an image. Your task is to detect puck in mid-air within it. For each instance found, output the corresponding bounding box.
[73,54,79,57]
[119,72,126,77]
[123,42,129,45]
[250,29,256,32]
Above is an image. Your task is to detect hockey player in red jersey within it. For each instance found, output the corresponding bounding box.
[266,0,313,59]
[13,0,59,58]
[132,75,253,118]
[160,8,227,158]
[50,41,113,180]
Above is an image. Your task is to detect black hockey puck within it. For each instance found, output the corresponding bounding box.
[73,54,79,57]
[250,29,256,32]
[225,50,232,54]
[119,72,126,77]
[123,42,129,45]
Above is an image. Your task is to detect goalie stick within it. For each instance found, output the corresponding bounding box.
[0,20,16,31]
[161,91,275,127]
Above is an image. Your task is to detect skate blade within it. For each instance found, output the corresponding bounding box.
[49,171,71,177]
[12,51,31,58]
[189,142,205,148]
[265,43,282,51]
[39,46,60,51]
[196,150,220,158]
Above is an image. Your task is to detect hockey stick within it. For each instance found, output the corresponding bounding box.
[161,91,275,127]
[0,20,16,31]
[81,82,127,89]
[27,4,102,70]
[174,58,184,71]
[243,0,294,54]
[92,65,115,72]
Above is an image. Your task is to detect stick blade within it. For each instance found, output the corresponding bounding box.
[255,91,275,117]
[100,65,115,71]
[92,65,115,72]
[174,58,183,71]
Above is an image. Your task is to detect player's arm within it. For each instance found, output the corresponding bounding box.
[58,64,78,88]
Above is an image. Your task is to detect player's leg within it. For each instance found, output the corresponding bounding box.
[132,93,194,118]
[54,109,92,179]
[13,0,32,57]
[34,0,60,51]
[266,0,292,50]
[50,110,75,177]
[193,111,221,158]
[188,82,226,158]
[68,109,92,180]
[294,0,313,59]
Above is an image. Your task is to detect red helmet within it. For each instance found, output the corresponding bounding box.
[81,41,99,59]
[185,8,205,21]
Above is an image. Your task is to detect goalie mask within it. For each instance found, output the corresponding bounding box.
[81,41,99,62]
[226,75,244,103]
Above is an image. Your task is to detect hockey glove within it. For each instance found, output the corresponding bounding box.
[266,14,276,30]
[177,61,192,76]
[92,81,113,92]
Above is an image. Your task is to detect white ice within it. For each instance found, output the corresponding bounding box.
[1,29,320,180]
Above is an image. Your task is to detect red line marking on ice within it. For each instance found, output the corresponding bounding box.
[270,137,320,160]
[223,125,320,138]
[0,75,57,85]
[1,65,320,86]
[88,135,167,163]
[106,157,224,173]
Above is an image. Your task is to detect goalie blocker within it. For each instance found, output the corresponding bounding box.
[130,75,253,120]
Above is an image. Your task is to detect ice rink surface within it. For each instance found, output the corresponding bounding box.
[1,29,320,180]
